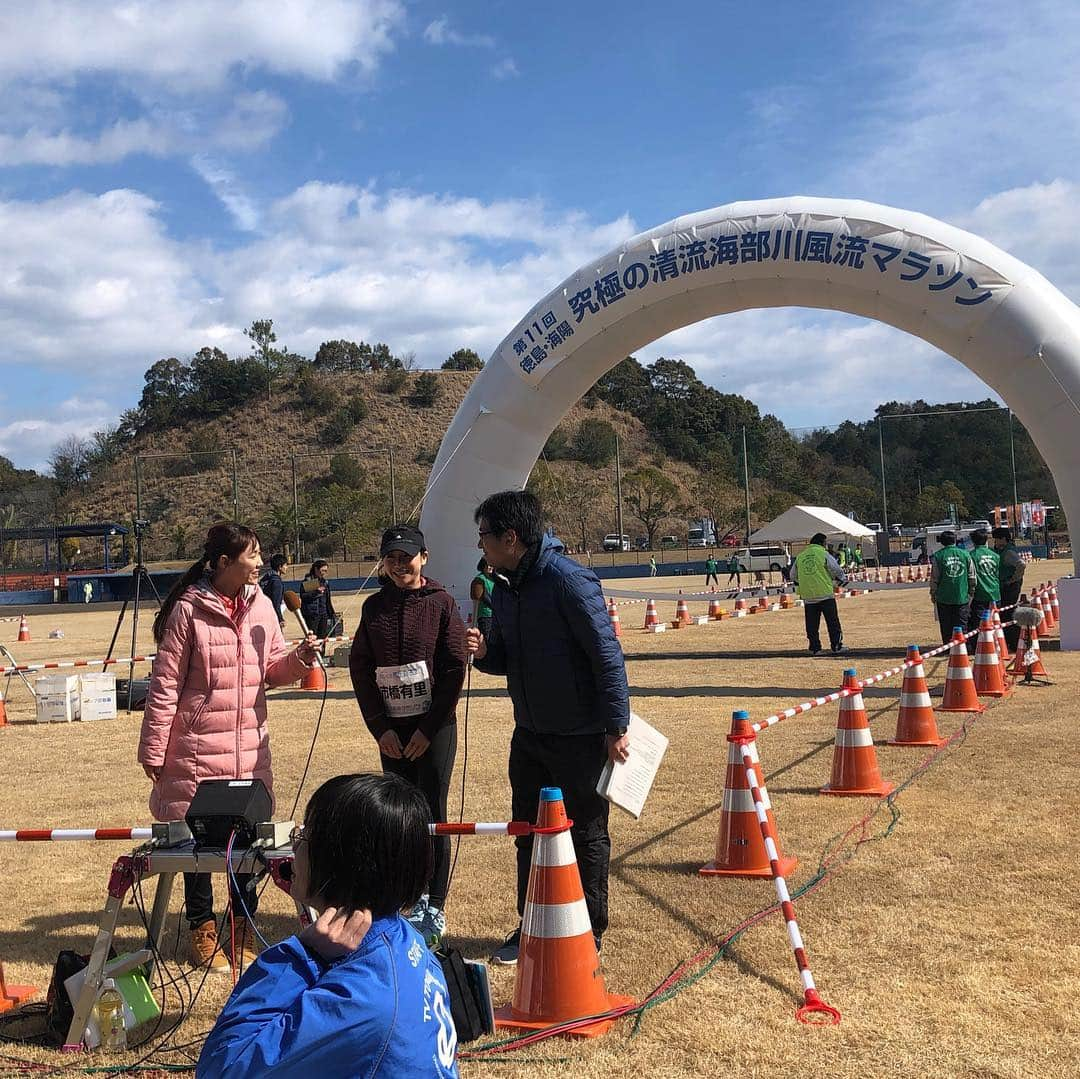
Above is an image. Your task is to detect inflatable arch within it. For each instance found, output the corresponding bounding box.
[420,196,1080,601]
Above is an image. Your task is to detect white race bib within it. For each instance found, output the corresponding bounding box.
[376,661,434,719]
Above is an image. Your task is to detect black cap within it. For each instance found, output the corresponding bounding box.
[380,524,425,557]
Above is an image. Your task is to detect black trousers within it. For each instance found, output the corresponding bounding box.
[804,598,843,652]
[381,722,457,910]
[184,871,258,929]
[705,572,719,587]
[967,598,993,634]
[509,727,610,940]
[1000,582,1022,650]
[936,602,971,645]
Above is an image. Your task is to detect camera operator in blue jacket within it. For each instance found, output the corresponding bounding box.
[466,490,630,968]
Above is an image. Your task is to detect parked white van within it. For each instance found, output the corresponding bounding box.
[908,527,968,563]
[734,545,792,573]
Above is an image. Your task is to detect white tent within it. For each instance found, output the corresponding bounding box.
[749,506,876,544]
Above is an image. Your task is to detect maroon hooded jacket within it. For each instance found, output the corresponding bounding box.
[348,576,467,742]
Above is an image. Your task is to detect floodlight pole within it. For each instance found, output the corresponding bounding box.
[615,432,624,545]
[877,415,888,531]
[389,446,398,521]
[741,426,752,544]
[1007,408,1019,518]
[231,449,240,521]
[291,455,301,564]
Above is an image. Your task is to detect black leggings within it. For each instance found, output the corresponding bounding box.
[380,722,457,910]
[184,871,258,929]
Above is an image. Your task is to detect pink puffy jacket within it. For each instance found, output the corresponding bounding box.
[137,579,307,822]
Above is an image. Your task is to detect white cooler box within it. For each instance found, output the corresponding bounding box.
[79,672,117,721]
[35,674,80,723]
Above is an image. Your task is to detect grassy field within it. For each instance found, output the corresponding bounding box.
[0,563,1076,1077]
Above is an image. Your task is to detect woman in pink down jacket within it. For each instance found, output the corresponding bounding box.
[138,522,320,976]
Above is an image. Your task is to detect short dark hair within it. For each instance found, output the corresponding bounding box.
[811,532,828,546]
[308,559,329,577]
[302,773,432,918]
[991,526,1012,543]
[474,490,543,545]
[269,553,288,572]
[939,530,956,546]
[970,529,989,547]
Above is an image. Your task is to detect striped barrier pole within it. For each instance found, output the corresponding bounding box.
[0,828,153,842]
[733,728,840,1025]
[429,821,532,836]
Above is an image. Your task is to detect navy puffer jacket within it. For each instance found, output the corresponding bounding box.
[476,535,629,737]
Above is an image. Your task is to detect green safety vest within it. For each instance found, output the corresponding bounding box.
[932,545,972,605]
[970,546,1001,602]
[706,558,717,572]
[795,544,834,602]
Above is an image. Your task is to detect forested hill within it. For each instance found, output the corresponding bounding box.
[0,329,1059,565]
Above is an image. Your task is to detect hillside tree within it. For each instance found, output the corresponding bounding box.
[624,466,682,548]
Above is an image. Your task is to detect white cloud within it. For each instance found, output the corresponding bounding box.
[422,16,495,49]
[491,58,519,81]
[0,408,113,472]
[191,155,260,232]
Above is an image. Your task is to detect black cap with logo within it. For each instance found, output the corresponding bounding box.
[380,524,425,557]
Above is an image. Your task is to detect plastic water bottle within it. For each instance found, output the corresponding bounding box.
[94,979,126,1052]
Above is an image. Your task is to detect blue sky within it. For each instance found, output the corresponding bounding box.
[1,0,1078,468]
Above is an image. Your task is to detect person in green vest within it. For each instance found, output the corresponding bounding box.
[991,526,1025,651]
[649,555,658,577]
[929,531,976,644]
[966,529,1000,632]
[836,545,847,569]
[853,543,863,568]
[725,552,741,592]
[704,554,719,589]
[472,558,496,639]
[791,533,848,655]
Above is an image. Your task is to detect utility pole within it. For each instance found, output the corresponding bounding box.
[134,455,143,525]
[291,455,300,564]
[231,448,239,521]
[614,432,624,546]
[1007,408,1019,522]
[389,446,398,521]
[877,415,888,531]
[741,426,752,544]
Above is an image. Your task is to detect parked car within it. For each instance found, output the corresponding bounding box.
[659,535,679,549]
[602,533,631,552]
[865,521,883,533]
[734,545,792,573]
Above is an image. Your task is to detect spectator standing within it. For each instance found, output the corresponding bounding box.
[465,491,629,967]
[992,526,1025,650]
[649,555,658,577]
[300,559,339,640]
[704,554,719,589]
[966,529,1000,632]
[929,531,976,644]
[259,553,289,628]
[791,533,847,655]
[472,558,496,638]
[725,552,741,592]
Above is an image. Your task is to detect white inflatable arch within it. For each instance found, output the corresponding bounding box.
[420,197,1080,600]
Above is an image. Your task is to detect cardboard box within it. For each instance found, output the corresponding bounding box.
[330,643,352,668]
[35,674,80,723]
[79,672,117,721]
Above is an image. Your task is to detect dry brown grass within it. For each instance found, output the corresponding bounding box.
[0,564,1077,1077]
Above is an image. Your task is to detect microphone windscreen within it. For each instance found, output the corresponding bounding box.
[283,590,302,613]
[1014,605,1043,628]
[470,578,486,603]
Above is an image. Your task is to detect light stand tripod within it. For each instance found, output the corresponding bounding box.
[103,520,162,711]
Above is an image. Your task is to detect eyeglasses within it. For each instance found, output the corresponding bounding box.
[477,530,496,538]
[289,824,306,848]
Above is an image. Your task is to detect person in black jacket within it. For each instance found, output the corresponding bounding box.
[465,490,630,967]
[259,554,288,628]
[300,560,338,640]
[348,525,467,947]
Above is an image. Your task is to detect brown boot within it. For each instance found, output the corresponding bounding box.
[230,917,260,973]
[189,918,231,975]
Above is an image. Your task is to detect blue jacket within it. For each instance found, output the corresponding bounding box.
[476,535,629,737]
[197,914,459,1078]
[259,569,285,620]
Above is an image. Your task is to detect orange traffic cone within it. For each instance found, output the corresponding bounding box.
[607,598,621,639]
[873,566,881,583]
[733,597,748,617]
[672,597,690,627]
[1008,623,1049,680]
[972,612,1011,698]
[1050,585,1061,626]
[1039,589,1056,634]
[937,629,985,713]
[707,597,723,620]
[905,565,914,583]
[300,662,327,692]
[822,670,895,796]
[701,711,797,878]
[495,787,633,1037]
[16,615,29,643]
[643,598,660,629]
[888,645,946,747]
[991,604,1011,664]
[885,567,894,584]
[0,689,7,729]
[779,591,793,609]
[0,961,36,1014]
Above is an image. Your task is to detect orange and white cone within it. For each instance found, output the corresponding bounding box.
[885,567,894,584]
[672,597,690,627]
[1008,623,1049,679]
[643,598,660,630]
[607,598,621,639]
[972,612,1010,698]
[991,604,1011,665]
[0,689,6,729]
[888,645,946,747]
[495,787,633,1037]
[873,566,882,583]
[937,629,985,713]
[822,669,895,796]
[1050,585,1061,626]
[733,596,748,617]
[0,961,36,1015]
[300,662,327,692]
[779,591,793,609]
[708,597,724,620]
[701,712,797,879]
[16,615,29,643]
[1039,589,1056,635]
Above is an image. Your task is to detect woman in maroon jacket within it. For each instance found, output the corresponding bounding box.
[349,524,467,947]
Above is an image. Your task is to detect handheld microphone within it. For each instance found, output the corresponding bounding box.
[283,590,324,668]
[468,577,486,667]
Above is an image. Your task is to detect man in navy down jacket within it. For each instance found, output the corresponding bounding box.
[466,490,630,967]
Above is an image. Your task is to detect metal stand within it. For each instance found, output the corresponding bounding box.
[65,840,303,1051]
[103,521,162,712]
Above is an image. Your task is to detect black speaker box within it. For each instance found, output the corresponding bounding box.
[185,778,272,849]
